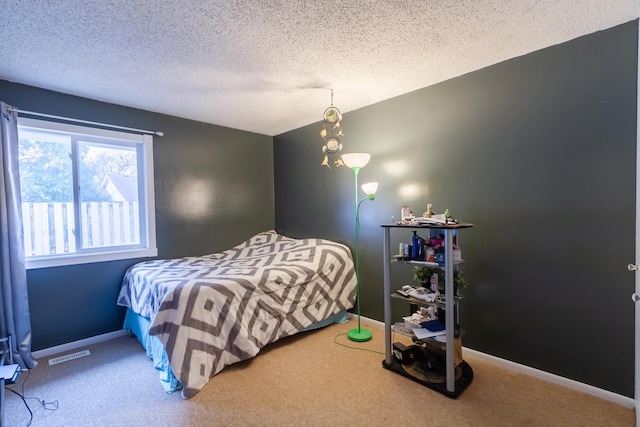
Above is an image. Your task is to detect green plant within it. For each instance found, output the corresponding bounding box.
[412,265,468,289]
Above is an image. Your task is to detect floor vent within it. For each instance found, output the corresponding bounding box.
[48,349,91,365]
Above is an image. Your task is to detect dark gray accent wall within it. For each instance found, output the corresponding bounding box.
[0,79,275,350]
[274,21,638,397]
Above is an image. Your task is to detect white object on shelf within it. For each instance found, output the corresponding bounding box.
[401,206,411,220]
[413,328,446,339]
[408,287,437,302]
[403,314,425,328]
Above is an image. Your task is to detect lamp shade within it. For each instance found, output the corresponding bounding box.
[342,153,371,168]
[361,182,378,196]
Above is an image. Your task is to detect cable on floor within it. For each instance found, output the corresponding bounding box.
[6,368,59,426]
[5,387,33,427]
[333,332,385,355]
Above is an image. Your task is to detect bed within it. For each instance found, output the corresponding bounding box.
[117,230,357,398]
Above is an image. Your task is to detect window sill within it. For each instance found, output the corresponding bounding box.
[26,248,158,270]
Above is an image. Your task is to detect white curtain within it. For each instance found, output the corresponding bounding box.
[0,101,36,369]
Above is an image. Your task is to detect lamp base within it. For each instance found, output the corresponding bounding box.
[347,328,372,342]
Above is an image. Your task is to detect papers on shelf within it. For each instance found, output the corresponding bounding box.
[413,328,446,339]
[412,214,447,225]
[408,287,437,302]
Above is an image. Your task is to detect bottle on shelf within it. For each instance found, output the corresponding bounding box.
[411,231,424,260]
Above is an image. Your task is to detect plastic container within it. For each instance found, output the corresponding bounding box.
[430,273,439,292]
[401,206,410,220]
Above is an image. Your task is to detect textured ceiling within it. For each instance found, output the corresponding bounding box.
[1,1,639,136]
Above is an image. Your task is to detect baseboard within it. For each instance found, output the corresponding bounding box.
[354,314,635,409]
[31,329,129,360]
[463,347,634,409]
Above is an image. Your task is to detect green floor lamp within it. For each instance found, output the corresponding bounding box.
[342,153,378,342]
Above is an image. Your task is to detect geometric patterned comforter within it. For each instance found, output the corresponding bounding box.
[117,230,356,398]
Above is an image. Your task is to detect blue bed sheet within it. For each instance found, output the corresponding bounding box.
[124,308,349,393]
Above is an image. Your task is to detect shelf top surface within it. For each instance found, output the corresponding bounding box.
[391,256,465,266]
[391,291,462,305]
[381,222,473,229]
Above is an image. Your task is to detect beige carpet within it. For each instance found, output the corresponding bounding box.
[4,319,635,426]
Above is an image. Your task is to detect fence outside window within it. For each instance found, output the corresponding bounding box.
[22,201,140,256]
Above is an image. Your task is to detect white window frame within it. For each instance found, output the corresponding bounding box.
[18,118,157,269]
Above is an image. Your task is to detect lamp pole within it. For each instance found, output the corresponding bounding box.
[347,166,374,342]
[341,153,375,342]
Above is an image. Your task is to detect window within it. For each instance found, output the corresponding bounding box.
[17,118,157,269]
